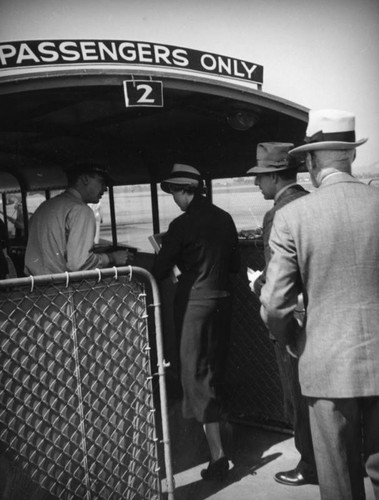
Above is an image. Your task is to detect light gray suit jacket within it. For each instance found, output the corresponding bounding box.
[261,172,379,398]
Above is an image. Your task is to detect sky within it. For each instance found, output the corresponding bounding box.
[1,0,378,174]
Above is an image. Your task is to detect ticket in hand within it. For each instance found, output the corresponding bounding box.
[247,267,261,283]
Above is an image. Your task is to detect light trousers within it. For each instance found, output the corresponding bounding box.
[308,396,379,500]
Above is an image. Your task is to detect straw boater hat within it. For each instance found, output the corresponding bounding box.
[246,142,297,174]
[161,163,202,193]
[289,109,368,156]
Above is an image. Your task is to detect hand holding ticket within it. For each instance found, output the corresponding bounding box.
[247,267,263,294]
[247,267,262,283]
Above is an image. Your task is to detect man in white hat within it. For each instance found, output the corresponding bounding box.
[260,110,379,499]
[153,163,240,481]
[247,142,317,486]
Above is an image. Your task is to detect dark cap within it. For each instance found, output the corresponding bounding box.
[64,160,112,183]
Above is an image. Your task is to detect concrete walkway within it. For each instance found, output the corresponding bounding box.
[163,400,376,500]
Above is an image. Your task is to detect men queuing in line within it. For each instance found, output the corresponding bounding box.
[24,162,133,276]
[19,111,379,498]
[260,109,379,499]
[152,163,240,481]
[246,142,318,486]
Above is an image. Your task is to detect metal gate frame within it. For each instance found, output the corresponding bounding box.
[0,266,174,500]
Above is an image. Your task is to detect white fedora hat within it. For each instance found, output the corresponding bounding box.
[289,109,368,156]
[161,163,202,193]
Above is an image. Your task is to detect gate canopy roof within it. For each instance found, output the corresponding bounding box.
[0,71,308,192]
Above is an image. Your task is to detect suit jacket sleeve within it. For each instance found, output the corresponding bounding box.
[260,209,301,343]
[253,209,273,296]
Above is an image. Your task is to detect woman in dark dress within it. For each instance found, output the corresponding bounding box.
[153,163,240,480]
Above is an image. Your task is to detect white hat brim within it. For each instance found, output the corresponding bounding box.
[161,177,199,193]
[289,138,368,156]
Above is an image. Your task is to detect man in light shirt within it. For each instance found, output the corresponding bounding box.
[25,162,133,275]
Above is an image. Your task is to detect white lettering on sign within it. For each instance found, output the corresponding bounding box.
[98,42,118,61]
[154,45,172,65]
[201,54,217,71]
[172,48,188,67]
[61,42,81,61]
[119,42,135,62]
[0,44,16,65]
[241,61,258,79]
[39,41,60,62]
[137,84,156,104]
[200,53,258,80]
[123,80,163,107]
[233,59,245,78]
[138,43,154,63]
[80,41,98,61]
[17,43,39,64]
[0,40,264,84]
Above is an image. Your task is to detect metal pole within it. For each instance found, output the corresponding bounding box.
[150,182,160,235]
[108,185,118,247]
[136,268,175,500]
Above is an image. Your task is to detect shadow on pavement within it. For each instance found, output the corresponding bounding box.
[172,452,282,500]
[166,397,290,500]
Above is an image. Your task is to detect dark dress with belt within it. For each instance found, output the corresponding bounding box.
[153,195,240,423]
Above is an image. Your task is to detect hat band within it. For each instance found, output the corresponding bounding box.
[257,159,289,167]
[167,171,201,182]
[305,130,356,144]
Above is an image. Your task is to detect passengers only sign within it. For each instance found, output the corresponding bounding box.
[0,40,264,85]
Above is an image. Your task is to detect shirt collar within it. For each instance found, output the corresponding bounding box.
[274,182,297,203]
[66,187,84,201]
[320,171,346,185]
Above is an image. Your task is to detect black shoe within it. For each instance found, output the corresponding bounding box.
[274,468,318,486]
[201,456,230,481]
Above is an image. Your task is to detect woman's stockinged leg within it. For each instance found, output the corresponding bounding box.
[203,422,225,461]
[200,422,230,481]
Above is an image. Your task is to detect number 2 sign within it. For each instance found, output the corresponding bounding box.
[123,80,163,107]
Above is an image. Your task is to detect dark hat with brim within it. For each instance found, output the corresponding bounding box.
[64,161,112,183]
[161,163,202,193]
[246,142,296,175]
[289,109,368,157]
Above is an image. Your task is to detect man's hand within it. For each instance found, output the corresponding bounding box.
[247,268,262,294]
[109,249,135,266]
[260,304,269,327]
[294,293,305,328]
[286,344,299,359]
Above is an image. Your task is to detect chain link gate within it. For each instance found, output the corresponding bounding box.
[0,266,174,500]
[226,242,289,428]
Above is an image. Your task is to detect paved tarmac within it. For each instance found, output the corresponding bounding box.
[163,399,376,500]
